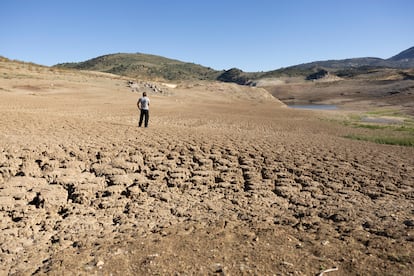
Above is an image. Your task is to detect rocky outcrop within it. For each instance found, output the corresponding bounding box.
[127,80,169,94]
[217,68,251,85]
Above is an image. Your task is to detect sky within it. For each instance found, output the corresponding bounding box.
[1,0,413,72]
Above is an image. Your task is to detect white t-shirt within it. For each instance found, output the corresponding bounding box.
[139,96,150,110]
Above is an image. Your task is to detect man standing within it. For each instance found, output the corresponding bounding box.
[137,92,150,127]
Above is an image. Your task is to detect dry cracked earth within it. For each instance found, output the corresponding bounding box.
[0,61,413,275]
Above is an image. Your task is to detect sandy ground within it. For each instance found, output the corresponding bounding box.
[0,61,413,275]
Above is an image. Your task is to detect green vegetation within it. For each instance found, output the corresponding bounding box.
[353,124,388,130]
[50,51,414,84]
[217,68,251,85]
[256,67,315,78]
[340,109,414,147]
[53,53,337,82]
[343,134,414,147]
[365,109,405,117]
[54,53,222,81]
[335,66,385,78]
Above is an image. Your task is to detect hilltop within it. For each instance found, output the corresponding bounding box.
[54,53,221,81]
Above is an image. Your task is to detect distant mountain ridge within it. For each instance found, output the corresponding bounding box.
[388,46,414,62]
[286,47,414,71]
[53,46,414,82]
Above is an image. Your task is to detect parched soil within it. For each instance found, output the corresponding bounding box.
[0,62,413,275]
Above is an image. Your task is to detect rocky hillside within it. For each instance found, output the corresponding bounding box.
[54,53,221,81]
[388,46,414,66]
[283,47,414,71]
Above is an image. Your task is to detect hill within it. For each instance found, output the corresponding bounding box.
[54,53,221,81]
[247,47,414,81]
[274,47,414,73]
[387,46,414,67]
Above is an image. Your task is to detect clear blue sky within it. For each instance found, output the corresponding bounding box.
[1,0,413,72]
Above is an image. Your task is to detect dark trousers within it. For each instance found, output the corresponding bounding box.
[139,109,149,127]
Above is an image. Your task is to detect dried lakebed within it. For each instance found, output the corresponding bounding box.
[1,121,413,275]
[0,62,413,274]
